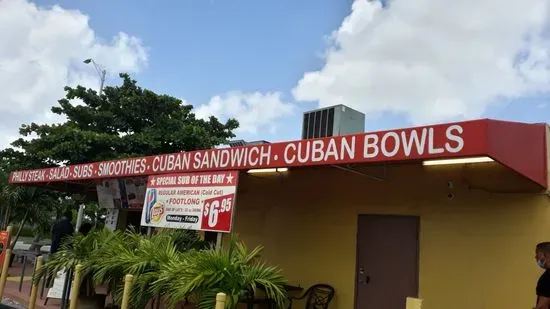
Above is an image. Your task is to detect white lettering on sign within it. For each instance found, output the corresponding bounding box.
[8,121,478,184]
[98,158,147,177]
[381,132,400,157]
[428,128,443,154]
[155,176,177,186]
[401,128,427,156]
[73,165,94,179]
[192,146,271,169]
[49,167,71,180]
[152,153,190,173]
[10,170,47,182]
[445,124,464,153]
[283,136,356,164]
[363,125,464,159]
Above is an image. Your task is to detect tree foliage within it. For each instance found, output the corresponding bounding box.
[0,148,47,172]
[11,73,239,165]
[0,168,61,242]
[1,74,238,238]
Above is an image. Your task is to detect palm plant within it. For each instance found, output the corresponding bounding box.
[157,235,288,309]
[38,228,287,309]
[9,187,61,248]
[88,229,207,308]
[36,228,118,282]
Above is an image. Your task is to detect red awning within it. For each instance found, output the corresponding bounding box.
[8,118,548,188]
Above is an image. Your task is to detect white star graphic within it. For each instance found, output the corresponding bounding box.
[150,177,156,186]
[226,173,234,184]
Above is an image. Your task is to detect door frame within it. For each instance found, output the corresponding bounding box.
[353,214,421,309]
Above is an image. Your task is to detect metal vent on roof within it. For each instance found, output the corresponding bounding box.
[301,104,365,139]
[228,140,270,147]
[246,140,270,145]
[228,140,247,147]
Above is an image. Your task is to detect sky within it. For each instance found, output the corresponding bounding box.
[1,0,549,149]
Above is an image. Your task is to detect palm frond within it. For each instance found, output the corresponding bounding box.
[160,236,287,309]
[38,228,285,309]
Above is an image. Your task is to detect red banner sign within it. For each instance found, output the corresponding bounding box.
[0,231,10,267]
[8,120,488,184]
[140,171,239,233]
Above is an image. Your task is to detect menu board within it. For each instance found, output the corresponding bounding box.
[96,179,122,209]
[122,178,147,209]
[96,178,147,210]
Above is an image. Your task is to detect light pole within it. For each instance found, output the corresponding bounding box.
[79,58,105,232]
[83,58,107,95]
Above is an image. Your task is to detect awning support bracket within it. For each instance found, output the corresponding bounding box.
[331,164,387,181]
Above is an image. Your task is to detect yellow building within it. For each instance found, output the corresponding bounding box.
[9,119,550,309]
[230,120,549,309]
[233,162,547,309]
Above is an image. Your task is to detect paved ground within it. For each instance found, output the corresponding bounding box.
[0,298,26,309]
[1,255,193,309]
[2,260,60,309]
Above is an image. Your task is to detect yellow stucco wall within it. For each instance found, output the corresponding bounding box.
[232,162,549,309]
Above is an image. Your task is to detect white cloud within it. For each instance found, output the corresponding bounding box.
[292,0,550,124]
[195,91,295,135]
[0,0,147,148]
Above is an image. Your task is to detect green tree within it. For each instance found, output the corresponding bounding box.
[0,151,61,240]
[11,73,239,165]
[0,169,60,246]
[2,73,238,243]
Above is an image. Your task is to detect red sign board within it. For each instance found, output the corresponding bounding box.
[8,120,488,184]
[0,231,10,267]
[201,193,235,232]
[140,171,238,233]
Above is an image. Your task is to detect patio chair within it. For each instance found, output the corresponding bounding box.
[241,286,277,309]
[288,284,334,309]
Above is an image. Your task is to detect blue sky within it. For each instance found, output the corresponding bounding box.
[21,0,550,144]
[31,0,351,142]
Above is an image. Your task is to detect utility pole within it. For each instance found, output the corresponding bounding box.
[76,58,107,231]
[83,58,107,95]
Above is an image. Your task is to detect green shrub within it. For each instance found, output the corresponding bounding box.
[38,229,288,309]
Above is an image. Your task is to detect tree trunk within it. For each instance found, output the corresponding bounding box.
[10,207,30,249]
[29,233,42,252]
[0,208,4,231]
[2,202,11,231]
[0,201,4,230]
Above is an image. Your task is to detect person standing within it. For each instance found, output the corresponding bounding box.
[535,242,550,309]
[50,210,74,254]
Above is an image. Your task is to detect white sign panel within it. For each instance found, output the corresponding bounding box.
[47,270,72,300]
[140,171,239,233]
[96,179,121,209]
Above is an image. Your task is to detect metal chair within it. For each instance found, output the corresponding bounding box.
[241,286,276,309]
[288,284,334,309]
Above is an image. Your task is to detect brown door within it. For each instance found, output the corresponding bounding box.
[355,215,419,309]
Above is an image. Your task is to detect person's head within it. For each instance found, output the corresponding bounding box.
[80,222,93,236]
[63,210,73,221]
[535,242,550,268]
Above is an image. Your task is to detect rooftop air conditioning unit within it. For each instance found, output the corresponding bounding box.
[228,140,247,147]
[301,104,365,139]
[228,140,270,147]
